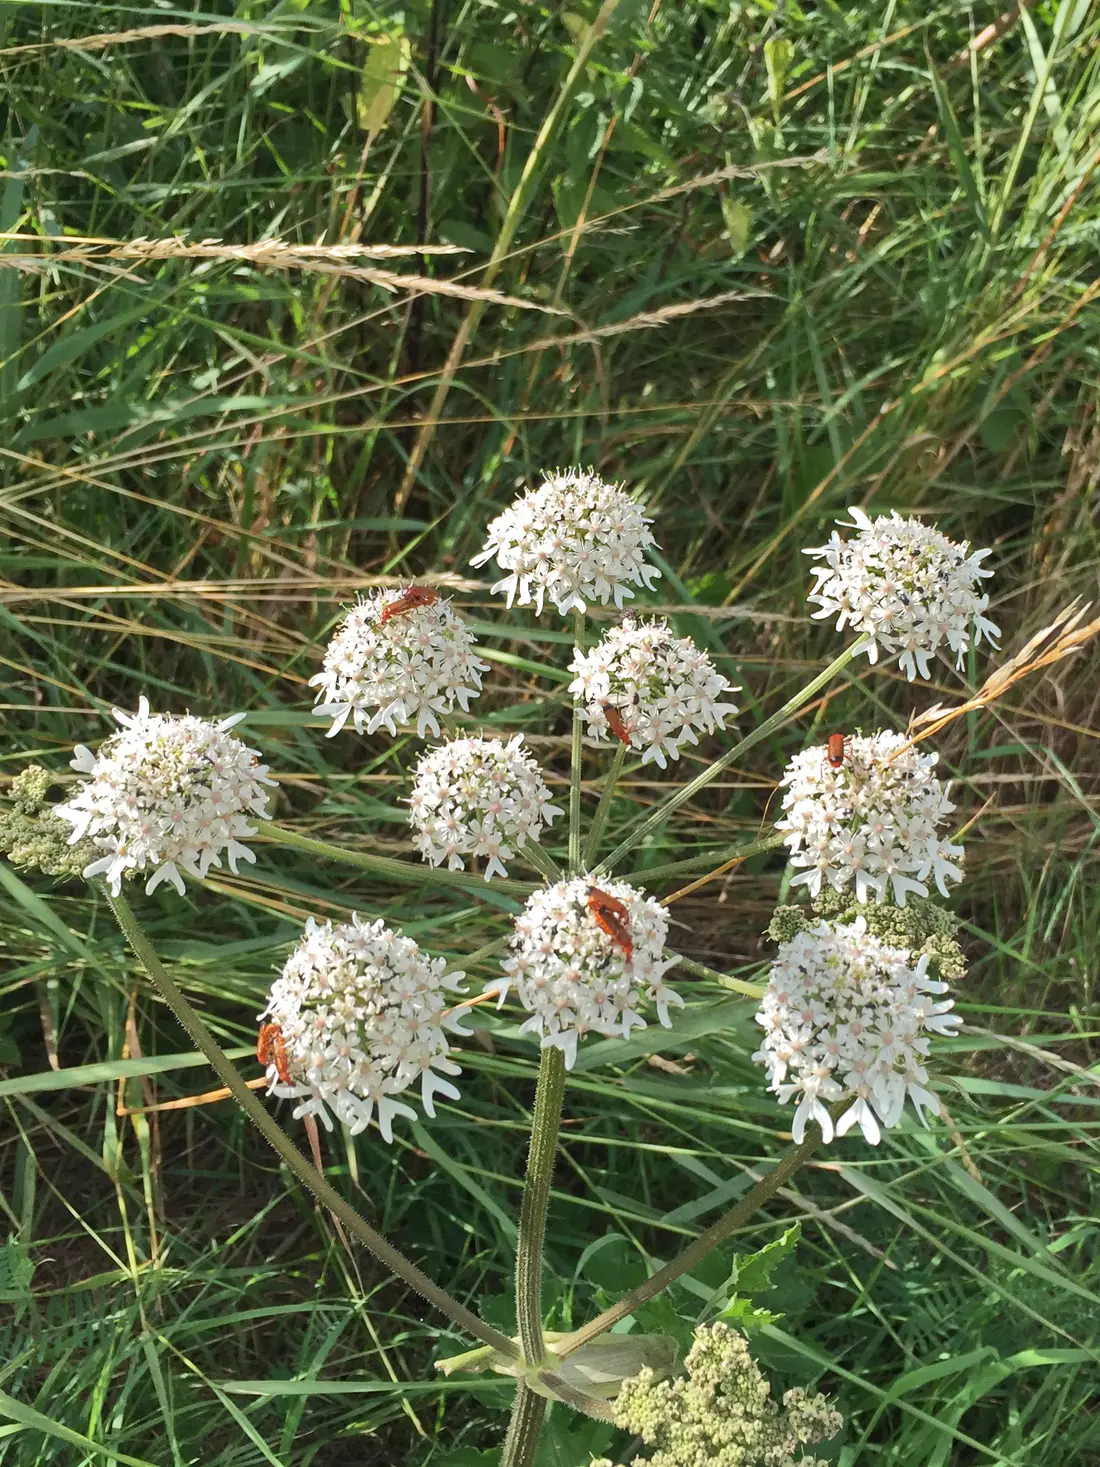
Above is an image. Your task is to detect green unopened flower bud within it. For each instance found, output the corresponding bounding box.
[597,1321,842,1467]
[0,765,98,880]
[771,890,966,983]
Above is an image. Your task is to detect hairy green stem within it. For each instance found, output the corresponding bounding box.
[103,886,517,1360]
[515,1046,567,1363]
[568,609,586,875]
[671,952,766,1000]
[583,741,627,869]
[627,832,785,887]
[501,1383,548,1467]
[554,1124,826,1358]
[596,638,868,875]
[255,818,535,897]
[522,837,563,884]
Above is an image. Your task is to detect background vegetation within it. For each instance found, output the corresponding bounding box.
[1,0,1099,1463]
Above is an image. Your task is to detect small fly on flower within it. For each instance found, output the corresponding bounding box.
[379,586,439,626]
[257,1022,292,1084]
[827,733,848,769]
[587,887,634,962]
[602,702,632,744]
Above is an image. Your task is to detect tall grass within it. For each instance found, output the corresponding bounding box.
[1,2,1099,1464]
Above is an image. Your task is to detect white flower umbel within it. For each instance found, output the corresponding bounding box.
[260,914,471,1142]
[54,697,276,897]
[776,731,962,907]
[408,735,563,880]
[752,918,960,1145]
[569,616,740,768]
[485,876,681,1069]
[310,590,488,739]
[804,507,999,680]
[470,468,661,615]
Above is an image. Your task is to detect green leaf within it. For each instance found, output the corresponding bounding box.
[716,1223,801,1332]
[0,1388,159,1466]
[764,38,794,115]
[732,1221,801,1293]
[0,1240,33,1300]
[356,31,411,135]
[721,197,753,256]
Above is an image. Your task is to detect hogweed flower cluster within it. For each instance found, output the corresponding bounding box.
[593,1322,842,1467]
[776,730,963,907]
[486,877,682,1069]
[260,914,471,1142]
[805,506,999,680]
[54,698,277,896]
[569,616,740,768]
[310,589,488,739]
[471,468,662,615]
[752,917,960,1145]
[408,735,562,879]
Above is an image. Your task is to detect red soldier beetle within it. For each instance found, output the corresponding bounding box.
[380,586,439,626]
[586,886,633,963]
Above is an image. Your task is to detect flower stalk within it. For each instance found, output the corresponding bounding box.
[583,740,627,869]
[568,609,586,875]
[555,1119,832,1360]
[102,885,517,1360]
[596,637,869,875]
[255,819,536,898]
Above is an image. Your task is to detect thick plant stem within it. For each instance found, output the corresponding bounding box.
[515,1046,567,1364]
[103,886,517,1360]
[583,740,626,869]
[568,610,586,875]
[596,637,869,875]
[255,819,535,898]
[554,1124,826,1359]
[501,1383,548,1467]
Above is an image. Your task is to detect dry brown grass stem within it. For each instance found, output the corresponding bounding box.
[0,234,570,313]
[0,231,462,260]
[0,22,309,56]
[903,599,1100,748]
[0,572,485,604]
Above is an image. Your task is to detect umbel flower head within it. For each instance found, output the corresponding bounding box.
[260,914,470,1142]
[593,1321,842,1467]
[53,698,277,897]
[804,506,999,680]
[776,730,962,907]
[310,588,488,739]
[752,917,960,1146]
[569,616,740,768]
[408,735,562,880]
[486,876,681,1069]
[471,468,661,616]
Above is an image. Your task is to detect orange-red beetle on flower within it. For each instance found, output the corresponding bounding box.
[587,887,633,962]
[602,703,632,744]
[379,586,439,626]
[827,733,848,769]
[257,1023,292,1084]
